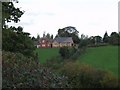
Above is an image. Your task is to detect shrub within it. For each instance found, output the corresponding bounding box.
[59,47,70,59]
[2,27,35,57]
[78,39,88,49]
[59,62,118,88]
[100,71,118,88]
[2,51,69,88]
[59,46,77,59]
[45,56,63,70]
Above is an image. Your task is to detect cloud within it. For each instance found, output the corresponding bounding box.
[12,0,119,38]
[26,12,55,17]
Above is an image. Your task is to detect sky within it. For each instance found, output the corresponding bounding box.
[9,0,119,38]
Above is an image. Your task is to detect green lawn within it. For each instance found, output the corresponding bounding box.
[36,48,59,64]
[76,46,118,76]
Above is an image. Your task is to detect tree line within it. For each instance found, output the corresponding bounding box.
[34,26,120,47]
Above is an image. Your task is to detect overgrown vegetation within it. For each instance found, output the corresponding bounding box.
[2,2,35,57]
[59,62,118,88]
[44,45,119,88]
[2,27,35,57]
[2,51,69,88]
[59,46,78,59]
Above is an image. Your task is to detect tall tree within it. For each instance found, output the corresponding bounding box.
[43,31,46,37]
[37,34,40,40]
[46,33,51,39]
[32,36,36,41]
[103,31,109,43]
[94,36,102,44]
[109,32,119,45]
[56,26,80,44]
[51,34,54,39]
[88,36,95,45]
[2,1,35,57]
[2,1,24,28]
[88,36,102,45]
[78,34,89,48]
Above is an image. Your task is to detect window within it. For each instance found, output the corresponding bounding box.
[42,44,45,47]
[42,40,45,43]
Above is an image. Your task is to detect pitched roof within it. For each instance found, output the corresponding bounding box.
[54,37,73,43]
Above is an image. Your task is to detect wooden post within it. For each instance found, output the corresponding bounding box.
[0,1,2,90]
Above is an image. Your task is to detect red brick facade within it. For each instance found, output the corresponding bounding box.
[38,38,52,48]
[37,37,74,48]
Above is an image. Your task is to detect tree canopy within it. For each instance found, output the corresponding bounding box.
[109,32,119,45]
[2,1,35,57]
[56,26,80,44]
[2,1,24,28]
[103,31,109,43]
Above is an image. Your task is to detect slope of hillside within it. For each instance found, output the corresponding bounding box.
[76,46,118,76]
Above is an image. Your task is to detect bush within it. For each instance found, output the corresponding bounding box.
[78,39,88,49]
[2,51,69,88]
[59,62,118,88]
[100,72,118,88]
[59,47,70,59]
[59,46,77,59]
[45,56,63,70]
[2,28,35,57]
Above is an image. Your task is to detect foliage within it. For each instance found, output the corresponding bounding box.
[109,32,120,45]
[59,62,118,88]
[2,1,24,28]
[2,51,69,88]
[59,47,69,59]
[88,36,102,46]
[88,32,120,46]
[46,33,51,39]
[51,34,54,39]
[36,34,40,41]
[2,27,35,57]
[59,46,77,59]
[94,36,102,44]
[40,32,54,39]
[2,2,35,57]
[34,46,118,88]
[78,39,88,49]
[103,31,109,43]
[45,33,54,39]
[101,72,118,88]
[2,1,119,89]
[45,56,64,71]
[56,26,80,44]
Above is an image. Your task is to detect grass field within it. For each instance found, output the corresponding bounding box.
[36,48,59,64]
[36,46,118,76]
[76,46,118,76]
